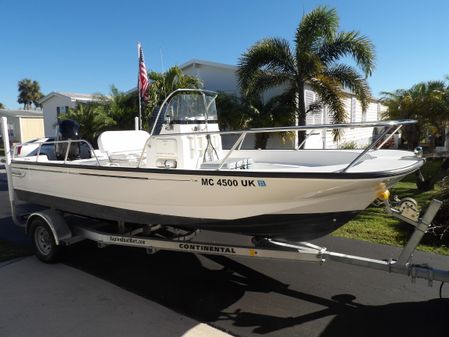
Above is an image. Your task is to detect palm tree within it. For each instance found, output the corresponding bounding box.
[247,93,297,149]
[60,103,115,147]
[17,79,44,109]
[0,102,5,109]
[381,80,449,150]
[382,79,449,191]
[216,92,252,131]
[216,92,296,149]
[98,86,139,130]
[238,6,375,146]
[144,66,202,129]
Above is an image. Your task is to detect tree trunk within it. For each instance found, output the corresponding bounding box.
[296,82,307,148]
[255,133,269,149]
[417,157,449,191]
[404,125,420,150]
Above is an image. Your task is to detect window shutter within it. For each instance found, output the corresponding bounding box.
[305,90,315,125]
[8,123,14,137]
[326,106,334,124]
[351,97,356,123]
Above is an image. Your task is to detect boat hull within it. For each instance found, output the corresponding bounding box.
[14,188,359,241]
[10,161,417,240]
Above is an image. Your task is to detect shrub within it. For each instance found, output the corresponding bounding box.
[339,141,358,149]
[428,176,449,244]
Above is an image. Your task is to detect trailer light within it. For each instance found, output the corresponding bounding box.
[375,183,390,201]
[377,190,390,201]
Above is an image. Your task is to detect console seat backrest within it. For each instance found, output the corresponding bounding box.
[98,130,150,154]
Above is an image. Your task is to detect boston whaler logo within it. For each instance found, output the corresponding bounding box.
[257,180,267,187]
[179,243,236,254]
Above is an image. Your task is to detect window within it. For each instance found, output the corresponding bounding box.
[56,106,69,118]
[362,109,367,122]
[305,90,322,125]
[350,97,356,123]
[7,123,14,137]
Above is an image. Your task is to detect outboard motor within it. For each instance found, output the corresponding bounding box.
[55,119,80,160]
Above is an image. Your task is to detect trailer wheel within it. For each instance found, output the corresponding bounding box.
[30,218,60,263]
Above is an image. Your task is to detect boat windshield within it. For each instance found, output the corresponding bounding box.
[165,92,218,124]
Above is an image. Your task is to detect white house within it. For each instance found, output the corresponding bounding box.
[0,109,44,143]
[180,59,240,96]
[39,59,387,149]
[181,59,387,149]
[39,92,98,136]
[303,87,387,149]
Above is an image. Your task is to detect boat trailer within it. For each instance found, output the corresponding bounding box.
[1,116,449,292]
[10,197,449,293]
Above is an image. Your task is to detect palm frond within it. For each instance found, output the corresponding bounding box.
[324,64,371,111]
[309,76,346,141]
[318,31,375,77]
[242,70,293,97]
[295,6,338,52]
[238,37,296,94]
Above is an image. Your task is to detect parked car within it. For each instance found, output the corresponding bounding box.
[14,138,55,158]
[15,137,92,160]
[372,127,399,149]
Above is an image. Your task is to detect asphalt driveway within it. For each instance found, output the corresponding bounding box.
[0,171,231,337]
[1,171,449,337]
[0,257,231,337]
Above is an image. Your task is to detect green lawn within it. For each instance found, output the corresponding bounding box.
[333,159,449,255]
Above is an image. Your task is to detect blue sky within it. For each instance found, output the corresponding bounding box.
[1,0,448,109]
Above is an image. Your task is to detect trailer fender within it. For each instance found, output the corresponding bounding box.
[26,210,72,246]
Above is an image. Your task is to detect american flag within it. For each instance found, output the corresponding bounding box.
[138,42,149,100]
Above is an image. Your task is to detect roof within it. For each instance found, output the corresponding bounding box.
[0,109,43,118]
[126,59,237,94]
[38,92,100,104]
[179,59,238,71]
[179,59,382,102]
[129,58,383,103]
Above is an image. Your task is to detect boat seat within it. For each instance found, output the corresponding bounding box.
[200,157,253,170]
[97,130,149,165]
[98,130,150,153]
[18,154,49,162]
[107,151,144,164]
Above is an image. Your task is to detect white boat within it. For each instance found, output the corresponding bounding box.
[5,89,424,241]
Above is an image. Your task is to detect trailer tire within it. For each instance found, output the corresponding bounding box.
[30,218,60,263]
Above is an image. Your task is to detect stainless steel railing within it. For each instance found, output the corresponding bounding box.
[137,119,416,170]
[9,119,417,172]
[13,139,101,166]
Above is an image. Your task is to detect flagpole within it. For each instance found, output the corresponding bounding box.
[138,94,142,130]
[137,42,142,130]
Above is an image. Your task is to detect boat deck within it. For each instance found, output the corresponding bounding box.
[13,148,422,176]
